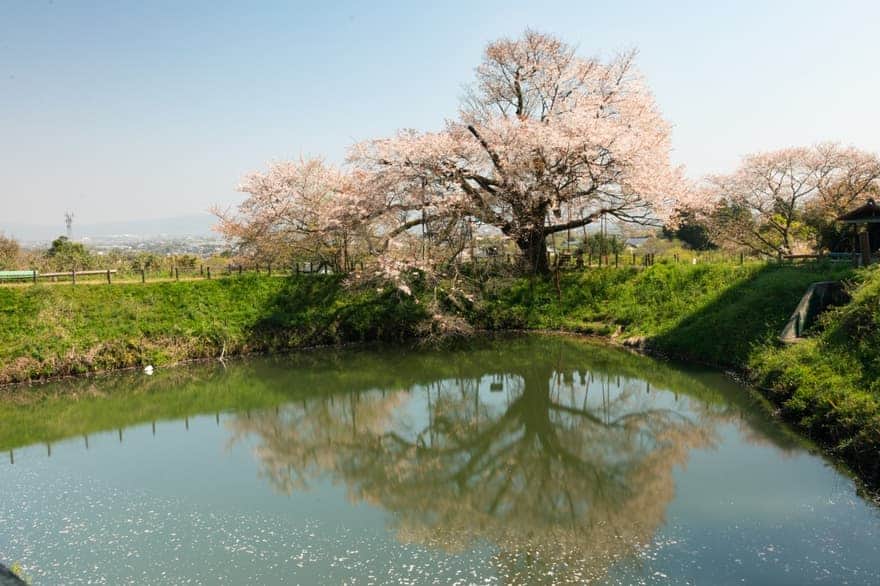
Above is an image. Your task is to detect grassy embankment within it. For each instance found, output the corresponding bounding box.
[0,275,425,385]
[1,261,877,487]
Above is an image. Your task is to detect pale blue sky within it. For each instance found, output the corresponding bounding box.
[2,0,879,224]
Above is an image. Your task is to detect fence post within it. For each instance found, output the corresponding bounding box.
[295,263,300,275]
[32,270,36,285]
[200,265,204,276]
[106,269,111,284]
[740,252,744,265]
[175,267,179,281]
[206,267,211,279]
[72,270,76,285]
[141,269,146,283]
[239,265,243,276]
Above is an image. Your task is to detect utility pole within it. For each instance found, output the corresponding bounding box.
[64,211,74,238]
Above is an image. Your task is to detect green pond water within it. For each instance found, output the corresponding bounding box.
[1,335,878,585]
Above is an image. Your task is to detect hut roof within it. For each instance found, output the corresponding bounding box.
[838,199,880,224]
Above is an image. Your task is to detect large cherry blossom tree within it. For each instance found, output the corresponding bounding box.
[350,30,689,273]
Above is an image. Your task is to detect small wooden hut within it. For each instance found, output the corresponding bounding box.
[838,198,880,266]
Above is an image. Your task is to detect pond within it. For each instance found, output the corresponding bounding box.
[1,335,878,585]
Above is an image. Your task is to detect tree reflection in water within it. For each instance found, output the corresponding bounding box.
[229,346,726,583]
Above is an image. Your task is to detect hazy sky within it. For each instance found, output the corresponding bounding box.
[2,0,880,225]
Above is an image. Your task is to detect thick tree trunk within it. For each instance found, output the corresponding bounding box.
[517,230,550,275]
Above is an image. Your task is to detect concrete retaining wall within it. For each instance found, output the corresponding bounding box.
[779,281,849,343]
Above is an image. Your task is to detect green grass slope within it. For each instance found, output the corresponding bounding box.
[0,275,425,384]
[473,262,855,366]
[751,266,880,483]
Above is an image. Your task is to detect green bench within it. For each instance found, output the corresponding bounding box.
[0,270,37,282]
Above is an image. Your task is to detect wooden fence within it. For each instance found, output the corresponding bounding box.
[0,250,849,288]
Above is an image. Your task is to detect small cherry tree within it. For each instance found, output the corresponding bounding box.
[213,158,356,268]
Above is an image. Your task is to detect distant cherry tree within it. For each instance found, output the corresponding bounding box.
[0,233,20,270]
[705,144,880,257]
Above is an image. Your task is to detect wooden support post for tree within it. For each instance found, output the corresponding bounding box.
[141,269,146,283]
[239,265,243,276]
[32,270,36,284]
[200,265,204,276]
[206,267,211,279]
[267,263,271,277]
[72,270,76,285]
[175,267,179,281]
[295,263,300,275]
[740,252,744,265]
[106,269,111,284]
[632,252,636,265]
[615,253,619,267]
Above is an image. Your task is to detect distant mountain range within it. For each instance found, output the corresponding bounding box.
[0,214,219,242]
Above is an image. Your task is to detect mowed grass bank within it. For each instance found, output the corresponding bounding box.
[750,267,880,485]
[0,275,425,385]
